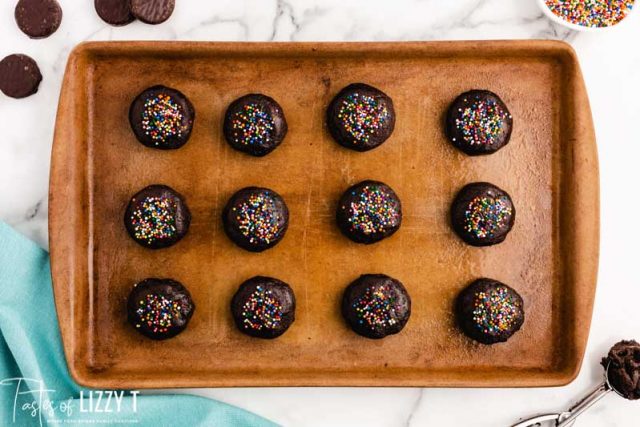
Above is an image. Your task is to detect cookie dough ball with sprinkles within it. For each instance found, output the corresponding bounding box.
[124,184,191,249]
[450,182,515,247]
[223,94,288,157]
[231,276,296,339]
[336,180,402,244]
[455,278,524,345]
[129,85,195,149]
[445,90,513,156]
[127,278,195,340]
[222,187,289,252]
[342,274,411,339]
[326,83,396,152]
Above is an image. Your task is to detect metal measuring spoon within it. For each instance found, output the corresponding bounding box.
[511,340,640,427]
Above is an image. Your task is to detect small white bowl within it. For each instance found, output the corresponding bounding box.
[536,0,638,32]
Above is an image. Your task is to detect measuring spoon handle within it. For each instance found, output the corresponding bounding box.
[557,382,612,427]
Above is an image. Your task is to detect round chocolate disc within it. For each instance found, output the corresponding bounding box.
[0,54,42,99]
[127,278,195,340]
[231,276,296,339]
[95,0,135,26]
[15,0,63,39]
[124,184,191,249]
[130,0,174,25]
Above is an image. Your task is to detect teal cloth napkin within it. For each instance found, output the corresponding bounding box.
[0,222,277,427]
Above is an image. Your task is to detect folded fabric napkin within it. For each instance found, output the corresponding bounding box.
[0,221,277,427]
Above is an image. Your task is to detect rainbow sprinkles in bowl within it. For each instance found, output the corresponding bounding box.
[543,0,635,29]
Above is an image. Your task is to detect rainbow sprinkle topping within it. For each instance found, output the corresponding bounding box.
[241,286,283,331]
[232,192,284,245]
[544,0,634,27]
[338,93,390,144]
[141,93,185,145]
[345,184,400,235]
[135,293,184,334]
[464,196,512,239]
[230,103,275,146]
[454,96,511,146]
[130,197,177,244]
[472,287,522,334]
[353,285,398,330]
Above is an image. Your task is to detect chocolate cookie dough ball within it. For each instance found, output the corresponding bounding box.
[127,278,195,340]
[601,340,640,400]
[326,83,395,152]
[455,278,524,345]
[336,180,402,244]
[445,90,513,156]
[222,187,289,252]
[231,276,296,339]
[450,182,515,247]
[223,94,288,157]
[124,184,191,249]
[342,274,411,339]
[129,85,195,149]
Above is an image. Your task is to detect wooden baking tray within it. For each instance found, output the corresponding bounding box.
[49,41,599,388]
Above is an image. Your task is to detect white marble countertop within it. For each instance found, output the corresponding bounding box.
[1,1,639,426]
